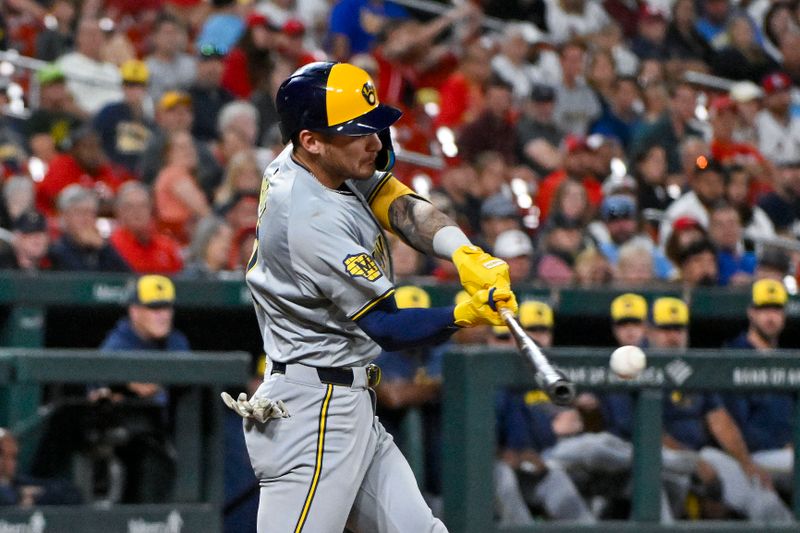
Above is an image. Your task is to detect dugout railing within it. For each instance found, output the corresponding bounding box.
[0,348,249,532]
[442,347,800,533]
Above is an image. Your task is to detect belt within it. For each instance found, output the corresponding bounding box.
[271,361,381,387]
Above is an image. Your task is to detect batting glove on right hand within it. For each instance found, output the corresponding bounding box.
[453,287,518,327]
[221,392,290,423]
[452,245,511,296]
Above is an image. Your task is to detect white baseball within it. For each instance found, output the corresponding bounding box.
[610,345,647,379]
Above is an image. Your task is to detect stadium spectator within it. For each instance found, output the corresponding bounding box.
[2,176,34,227]
[181,215,235,278]
[327,0,408,60]
[0,428,81,506]
[589,76,642,149]
[214,150,262,209]
[615,240,656,285]
[707,202,756,286]
[493,229,534,283]
[0,210,51,271]
[754,247,791,281]
[516,83,564,176]
[212,101,271,172]
[109,182,183,274]
[49,185,129,272]
[695,0,734,47]
[491,300,595,525]
[728,81,762,146]
[433,163,482,236]
[665,0,713,66]
[630,81,702,174]
[664,216,708,266]
[26,64,85,164]
[722,280,793,493]
[154,130,211,245]
[573,247,614,286]
[757,160,800,238]
[36,126,127,217]
[711,15,779,83]
[708,96,771,189]
[189,44,235,142]
[778,33,800,88]
[534,213,586,285]
[221,12,278,100]
[545,0,610,45]
[675,238,719,287]
[35,0,76,62]
[756,72,800,167]
[93,60,156,176]
[56,18,124,115]
[477,193,521,252]
[760,2,798,63]
[138,91,223,196]
[537,137,603,222]
[631,5,669,61]
[659,157,726,247]
[724,165,775,241]
[374,286,446,507]
[145,14,197,103]
[457,76,517,164]
[632,145,673,215]
[435,42,493,130]
[195,0,246,56]
[91,274,189,502]
[554,41,602,136]
[610,293,648,347]
[491,23,558,103]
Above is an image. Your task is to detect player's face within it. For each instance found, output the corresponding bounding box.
[316,133,382,181]
[131,305,174,341]
[613,322,646,347]
[648,326,688,349]
[748,307,786,342]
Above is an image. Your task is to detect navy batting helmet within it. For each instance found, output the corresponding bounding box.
[276,62,402,144]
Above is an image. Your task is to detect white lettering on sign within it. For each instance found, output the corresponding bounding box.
[732,367,800,387]
[128,511,183,533]
[0,512,46,533]
[93,283,128,303]
[560,366,664,385]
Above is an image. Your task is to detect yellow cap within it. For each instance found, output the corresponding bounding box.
[120,59,149,84]
[611,293,647,323]
[395,286,431,309]
[159,90,192,110]
[129,275,175,307]
[519,300,553,329]
[752,279,788,308]
[325,63,380,126]
[652,297,689,327]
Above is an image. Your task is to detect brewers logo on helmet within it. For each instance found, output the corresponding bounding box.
[276,62,402,143]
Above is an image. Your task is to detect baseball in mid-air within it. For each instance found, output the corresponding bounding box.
[610,345,647,379]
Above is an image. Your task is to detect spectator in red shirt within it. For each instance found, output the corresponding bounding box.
[457,76,518,165]
[110,182,184,274]
[221,12,278,99]
[434,42,492,130]
[36,126,126,216]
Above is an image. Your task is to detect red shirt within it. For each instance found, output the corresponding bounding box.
[434,73,484,129]
[109,226,184,274]
[36,154,125,216]
[221,48,252,99]
[536,169,603,222]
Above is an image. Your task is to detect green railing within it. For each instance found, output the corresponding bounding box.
[442,348,800,533]
[0,349,250,532]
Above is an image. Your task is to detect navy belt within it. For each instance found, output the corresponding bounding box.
[271,362,381,387]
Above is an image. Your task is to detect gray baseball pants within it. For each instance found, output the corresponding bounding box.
[244,363,447,532]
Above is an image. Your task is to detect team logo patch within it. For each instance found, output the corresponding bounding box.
[361,82,377,106]
[344,253,382,281]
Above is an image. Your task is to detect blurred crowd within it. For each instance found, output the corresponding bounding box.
[0,0,798,287]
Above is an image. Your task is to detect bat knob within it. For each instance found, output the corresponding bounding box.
[548,379,577,406]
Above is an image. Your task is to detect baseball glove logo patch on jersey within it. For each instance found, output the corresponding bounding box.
[361,82,377,106]
[344,253,383,282]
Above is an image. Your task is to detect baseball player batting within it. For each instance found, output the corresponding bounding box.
[221,61,519,532]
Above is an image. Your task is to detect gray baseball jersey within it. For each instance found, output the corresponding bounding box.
[246,145,395,368]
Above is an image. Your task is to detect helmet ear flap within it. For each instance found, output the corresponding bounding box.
[375,128,395,172]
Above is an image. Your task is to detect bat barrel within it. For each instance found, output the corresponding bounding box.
[547,379,576,406]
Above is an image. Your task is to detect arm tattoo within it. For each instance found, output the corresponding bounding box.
[388,195,457,257]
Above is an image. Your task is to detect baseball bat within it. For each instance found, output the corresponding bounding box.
[499,307,576,406]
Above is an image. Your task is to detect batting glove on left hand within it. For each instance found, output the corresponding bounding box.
[221,392,290,423]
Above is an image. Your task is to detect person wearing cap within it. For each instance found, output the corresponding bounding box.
[55,18,123,115]
[707,202,756,286]
[138,90,223,196]
[478,193,523,252]
[658,156,727,248]
[610,293,648,347]
[722,280,794,490]
[220,12,281,100]
[0,210,51,271]
[93,60,156,176]
[26,63,85,164]
[756,71,800,166]
[49,184,129,272]
[144,15,197,103]
[536,136,604,222]
[493,229,534,283]
[675,237,719,287]
[517,83,565,176]
[188,44,236,142]
[754,246,791,281]
[728,81,762,146]
[631,5,669,62]
[603,297,793,522]
[92,274,189,502]
[490,301,596,525]
[195,0,246,60]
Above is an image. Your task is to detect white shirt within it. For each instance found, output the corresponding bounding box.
[755,109,800,166]
[658,191,709,248]
[545,0,610,44]
[56,53,123,115]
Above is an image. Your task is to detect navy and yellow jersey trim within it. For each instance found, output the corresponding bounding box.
[350,287,396,321]
[294,384,334,533]
[366,173,420,233]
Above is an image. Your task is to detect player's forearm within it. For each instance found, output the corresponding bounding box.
[388,195,468,258]
[707,408,752,465]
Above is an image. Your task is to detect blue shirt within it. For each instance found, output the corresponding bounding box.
[722,332,793,452]
[328,0,408,55]
[717,249,757,286]
[599,240,675,280]
[196,14,245,55]
[496,389,558,452]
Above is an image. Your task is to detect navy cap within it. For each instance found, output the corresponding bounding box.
[601,194,637,220]
[13,210,47,233]
[531,84,556,102]
[480,194,518,219]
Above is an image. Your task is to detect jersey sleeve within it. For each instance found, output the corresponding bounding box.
[290,213,395,321]
[350,172,419,233]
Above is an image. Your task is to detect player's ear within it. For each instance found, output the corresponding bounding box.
[297,130,324,155]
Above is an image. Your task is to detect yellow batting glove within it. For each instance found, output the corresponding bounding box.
[454,287,518,327]
[452,245,512,296]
